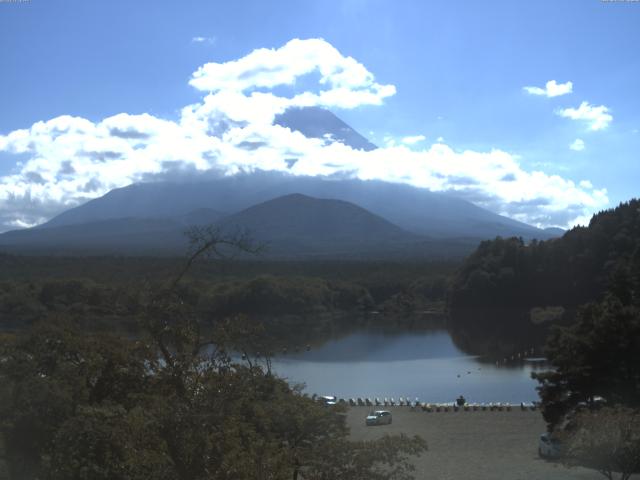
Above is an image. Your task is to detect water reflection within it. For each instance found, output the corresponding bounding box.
[270,329,546,403]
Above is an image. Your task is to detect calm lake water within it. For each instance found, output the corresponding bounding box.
[269,330,546,404]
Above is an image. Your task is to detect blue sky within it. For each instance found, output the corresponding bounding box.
[0,0,638,231]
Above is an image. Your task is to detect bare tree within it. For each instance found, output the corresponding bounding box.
[171,225,264,291]
[141,225,264,389]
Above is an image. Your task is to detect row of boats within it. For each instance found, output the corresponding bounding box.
[316,395,537,411]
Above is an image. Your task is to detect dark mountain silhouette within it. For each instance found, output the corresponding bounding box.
[0,217,187,255]
[218,193,417,255]
[223,193,409,240]
[0,193,477,258]
[543,227,566,237]
[36,171,554,241]
[178,208,225,227]
[0,209,226,255]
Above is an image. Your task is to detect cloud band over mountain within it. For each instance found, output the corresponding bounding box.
[0,38,607,232]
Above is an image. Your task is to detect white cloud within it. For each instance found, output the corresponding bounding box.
[557,101,612,131]
[524,80,573,98]
[189,38,395,113]
[569,138,585,151]
[401,135,426,145]
[0,38,608,232]
[382,135,396,147]
[192,36,216,45]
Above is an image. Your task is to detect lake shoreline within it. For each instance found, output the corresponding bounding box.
[270,329,547,404]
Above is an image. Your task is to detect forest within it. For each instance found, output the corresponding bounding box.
[447,199,640,356]
[1,200,640,479]
[0,255,452,346]
[0,229,439,480]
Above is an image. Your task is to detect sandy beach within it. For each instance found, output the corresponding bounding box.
[347,406,636,480]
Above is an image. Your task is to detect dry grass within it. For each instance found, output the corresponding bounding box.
[347,406,636,480]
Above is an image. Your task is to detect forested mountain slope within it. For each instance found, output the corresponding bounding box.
[447,199,640,355]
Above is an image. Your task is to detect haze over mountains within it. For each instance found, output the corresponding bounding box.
[0,107,562,258]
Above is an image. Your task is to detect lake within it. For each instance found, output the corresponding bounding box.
[269,329,547,404]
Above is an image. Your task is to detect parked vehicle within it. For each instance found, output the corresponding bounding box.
[319,395,337,406]
[538,433,562,458]
[366,410,392,426]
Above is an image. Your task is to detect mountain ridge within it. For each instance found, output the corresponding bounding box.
[274,106,377,151]
[1,106,562,258]
[36,171,556,240]
[0,193,479,259]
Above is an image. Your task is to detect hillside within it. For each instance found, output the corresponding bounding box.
[0,209,226,255]
[219,193,416,254]
[446,199,640,356]
[0,194,479,258]
[34,171,555,241]
[0,217,187,255]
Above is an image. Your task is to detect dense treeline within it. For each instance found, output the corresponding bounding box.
[202,275,373,316]
[447,199,640,356]
[0,316,427,480]
[0,228,429,480]
[530,223,640,478]
[0,254,457,288]
[0,257,453,347]
[535,293,640,430]
[0,278,141,331]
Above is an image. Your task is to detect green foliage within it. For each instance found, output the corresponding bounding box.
[447,199,640,354]
[0,320,152,479]
[0,278,142,333]
[0,256,456,330]
[563,407,640,480]
[0,224,440,478]
[530,306,565,325]
[0,224,429,480]
[0,319,426,480]
[533,296,640,430]
[201,275,373,316]
[49,405,171,480]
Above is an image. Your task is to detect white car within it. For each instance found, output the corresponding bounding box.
[319,395,337,406]
[366,410,392,426]
[538,433,562,458]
